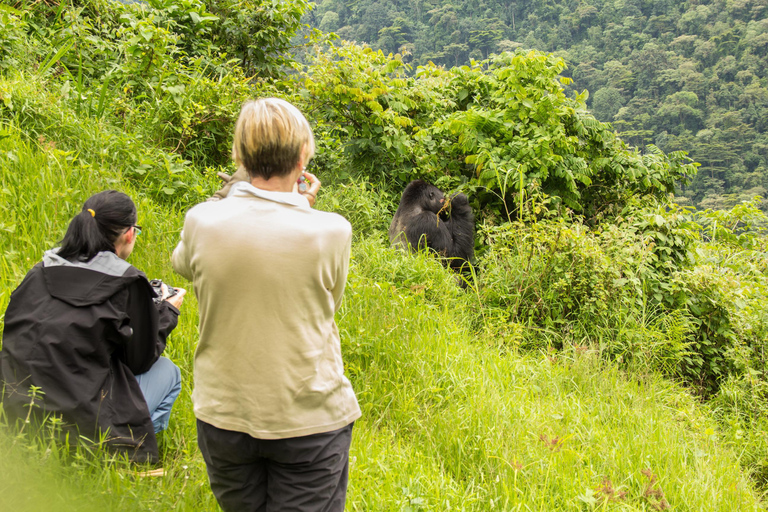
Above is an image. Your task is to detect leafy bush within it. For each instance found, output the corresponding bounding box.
[0,73,217,206]
[618,201,699,305]
[669,265,744,393]
[317,180,396,239]
[695,197,768,250]
[657,201,768,394]
[302,43,432,184]
[431,54,696,219]
[473,210,744,386]
[300,43,699,222]
[0,5,27,72]
[204,0,314,79]
[477,220,627,345]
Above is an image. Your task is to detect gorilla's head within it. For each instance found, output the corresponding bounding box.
[422,184,445,214]
[402,180,445,214]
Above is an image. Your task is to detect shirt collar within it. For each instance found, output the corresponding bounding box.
[229,180,310,209]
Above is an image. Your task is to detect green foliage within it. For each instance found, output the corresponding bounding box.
[307,0,768,213]
[433,52,697,218]
[205,0,314,78]
[606,308,697,378]
[686,201,768,389]
[711,373,768,488]
[641,200,768,393]
[302,43,432,183]
[2,0,310,175]
[620,201,699,304]
[669,265,744,392]
[696,196,768,249]
[0,72,219,206]
[302,43,697,221]
[316,179,396,238]
[472,200,765,398]
[477,220,625,341]
[3,0,768,505]
[0,5,26,72]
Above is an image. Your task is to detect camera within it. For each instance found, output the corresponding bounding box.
[149,279,178,303]
[297,175,309,192]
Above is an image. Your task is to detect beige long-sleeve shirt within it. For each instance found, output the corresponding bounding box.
[172,182,360,439]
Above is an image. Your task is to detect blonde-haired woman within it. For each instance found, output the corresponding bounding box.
[173,98,360,511]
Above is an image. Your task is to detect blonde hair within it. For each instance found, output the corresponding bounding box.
[232,98,316,180]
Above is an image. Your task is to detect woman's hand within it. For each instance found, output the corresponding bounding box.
[300,171,321,208]
[161,284,186,310]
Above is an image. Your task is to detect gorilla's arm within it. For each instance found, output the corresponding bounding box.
[400,209,445,252]
[443,193,475,265]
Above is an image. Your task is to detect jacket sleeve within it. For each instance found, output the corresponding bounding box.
[119,277,179,375]
[156,300,180,342]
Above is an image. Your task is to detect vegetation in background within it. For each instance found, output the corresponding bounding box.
[308,0,768,213]
[302,43,698,222]
[2,0,768,509]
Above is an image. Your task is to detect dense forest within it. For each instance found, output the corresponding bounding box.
[309,0,768,212]
[2,0,768,509]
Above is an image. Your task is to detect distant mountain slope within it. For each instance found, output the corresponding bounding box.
[307,0,768,210]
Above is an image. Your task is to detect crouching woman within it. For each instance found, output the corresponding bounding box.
[1,190,186,464]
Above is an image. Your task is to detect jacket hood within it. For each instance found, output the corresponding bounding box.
[41,249,140,307]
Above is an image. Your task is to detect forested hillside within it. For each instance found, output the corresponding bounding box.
[308,0,768,211]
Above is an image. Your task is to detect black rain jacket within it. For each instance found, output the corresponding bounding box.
[0,250,179,464]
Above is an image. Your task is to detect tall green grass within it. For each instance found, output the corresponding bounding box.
[341,251,762,510]
[1,119,765,510]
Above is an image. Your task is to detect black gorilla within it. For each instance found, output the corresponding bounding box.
[388,180,475,273]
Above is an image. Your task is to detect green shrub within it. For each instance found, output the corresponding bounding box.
[0,6,27,72]
[477,220,626,340]
[316,180,396,239]
[204,0,313,79]
[301,44,698,221]
[669,265,746,393]
[620,201,699,305]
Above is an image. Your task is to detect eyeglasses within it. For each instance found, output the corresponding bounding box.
[133,225,142,236]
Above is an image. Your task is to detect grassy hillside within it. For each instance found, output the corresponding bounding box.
[1,1,768,510]
[1,71,765,512]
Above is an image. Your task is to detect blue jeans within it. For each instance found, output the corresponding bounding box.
[135,356,182,433]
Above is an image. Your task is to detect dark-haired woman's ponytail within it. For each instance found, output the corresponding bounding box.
[57,190,137,262]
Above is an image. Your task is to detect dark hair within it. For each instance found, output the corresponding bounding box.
[57,190,137,262]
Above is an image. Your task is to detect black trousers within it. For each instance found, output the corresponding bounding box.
[197,419,353,512]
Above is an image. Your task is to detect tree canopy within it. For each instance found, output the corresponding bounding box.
[308,0,768,211]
